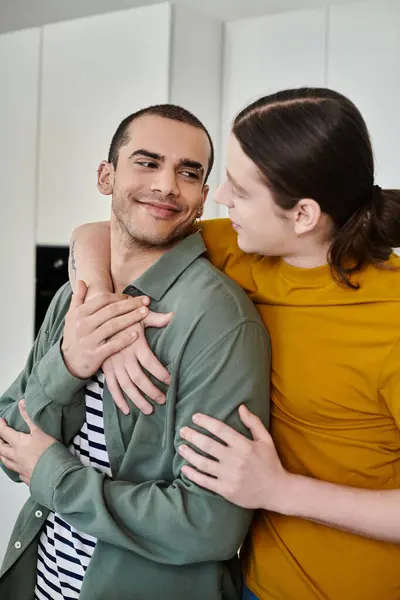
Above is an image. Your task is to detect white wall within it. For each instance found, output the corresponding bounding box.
[328,0,400,188]
[220,6,327,195]
[169,4,224,218]
[37,4,172,245]
[0,27,40,561]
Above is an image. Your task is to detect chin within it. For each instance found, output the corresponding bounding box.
[236,233,255,254]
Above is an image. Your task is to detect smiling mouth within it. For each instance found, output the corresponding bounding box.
[229,217,241,229]
[138,201,181,219]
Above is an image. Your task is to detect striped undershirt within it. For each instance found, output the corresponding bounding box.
[34,372,111,600]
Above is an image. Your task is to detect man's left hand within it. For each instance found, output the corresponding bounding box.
[0,400,57,486]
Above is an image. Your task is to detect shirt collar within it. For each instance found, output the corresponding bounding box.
[122,232,206,301]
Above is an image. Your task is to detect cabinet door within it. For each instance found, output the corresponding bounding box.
[328,0,400,187]
[0,27,40,561]
[37,4,171,246]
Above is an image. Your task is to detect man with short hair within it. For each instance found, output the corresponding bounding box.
[0,104,270,600]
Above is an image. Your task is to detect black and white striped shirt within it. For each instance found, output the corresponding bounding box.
[34,373,111,600]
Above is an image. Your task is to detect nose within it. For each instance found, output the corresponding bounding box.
[150,167,179,197]
[215,181,233,208]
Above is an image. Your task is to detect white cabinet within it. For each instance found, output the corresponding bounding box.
[37,5,172,245]
[328,0,400,187]
[0,27,40,561]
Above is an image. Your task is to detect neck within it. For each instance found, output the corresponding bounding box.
[110,221,172,294]
[283,239,331,269]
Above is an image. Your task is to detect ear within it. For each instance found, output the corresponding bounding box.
[97,161,114,196]
[292,199,321,236]
[198,185,209,217]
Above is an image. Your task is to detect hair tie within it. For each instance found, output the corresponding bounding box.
[372,184,382,206]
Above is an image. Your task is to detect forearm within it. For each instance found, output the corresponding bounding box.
[31,442,250,565]
[69,222,112,294]
[0,342,86,439]
[280,473,400,543]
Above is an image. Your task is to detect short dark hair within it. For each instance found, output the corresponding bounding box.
[233,87,400,288]
[108,104,214,184]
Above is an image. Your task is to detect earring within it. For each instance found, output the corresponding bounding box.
[195,209,203,234]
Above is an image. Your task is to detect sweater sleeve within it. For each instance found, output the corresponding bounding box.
[0,284,87,482]
[201,219,259,294]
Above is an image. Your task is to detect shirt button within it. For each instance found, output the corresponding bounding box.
[14,541,22,550]
[35,510,43,518]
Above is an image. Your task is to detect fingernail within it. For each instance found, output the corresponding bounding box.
[179,444,188,453]
[139,307,148,315]
[180,427,187,437]
[131,331,138,339]
[192,414,200,423]
[156,396,166,404]
[164,375,171,384]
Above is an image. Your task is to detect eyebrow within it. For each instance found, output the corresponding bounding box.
[226,170,248,195]
[180,159,204,174]
[129,149,163,161]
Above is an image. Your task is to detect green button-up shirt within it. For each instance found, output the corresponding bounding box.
[0,233,270,600]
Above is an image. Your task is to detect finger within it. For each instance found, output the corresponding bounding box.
[191,413,248,448]
[0,456,17,471]
[20,476,30,486]
[180,427,227,460]
[96,330,139,365]
[70,280,88,310]
[19,400,38,433]
[181,465,220,493]
[103,363,130,415]
[94,308,149,343]
[90,299,149,330]
[238,405,271,442]
[0,439,15,461]
[125,359,166,404]
[142,311,174,329]
[0,420,18,446]
[136,339,171,384]
[82,294,147,319]
[113,365,154,416]
[179,444,220,476]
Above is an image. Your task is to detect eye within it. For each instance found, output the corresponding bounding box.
[136,160,158,169]
[180,170,200,180]
[228,180,245,198]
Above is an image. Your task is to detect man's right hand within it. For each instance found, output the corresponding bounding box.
[61,280,150,379]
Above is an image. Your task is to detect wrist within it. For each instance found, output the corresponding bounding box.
[264,471,303,515]
[84,274,114,300]
[61,345,85,379]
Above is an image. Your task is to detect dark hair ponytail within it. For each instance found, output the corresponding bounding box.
[233,87,400,288]
[329,187,400,287]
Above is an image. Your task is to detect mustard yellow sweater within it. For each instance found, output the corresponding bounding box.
[203,219,400,600]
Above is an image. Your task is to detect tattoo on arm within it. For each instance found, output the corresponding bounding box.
[70,239,77,284]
